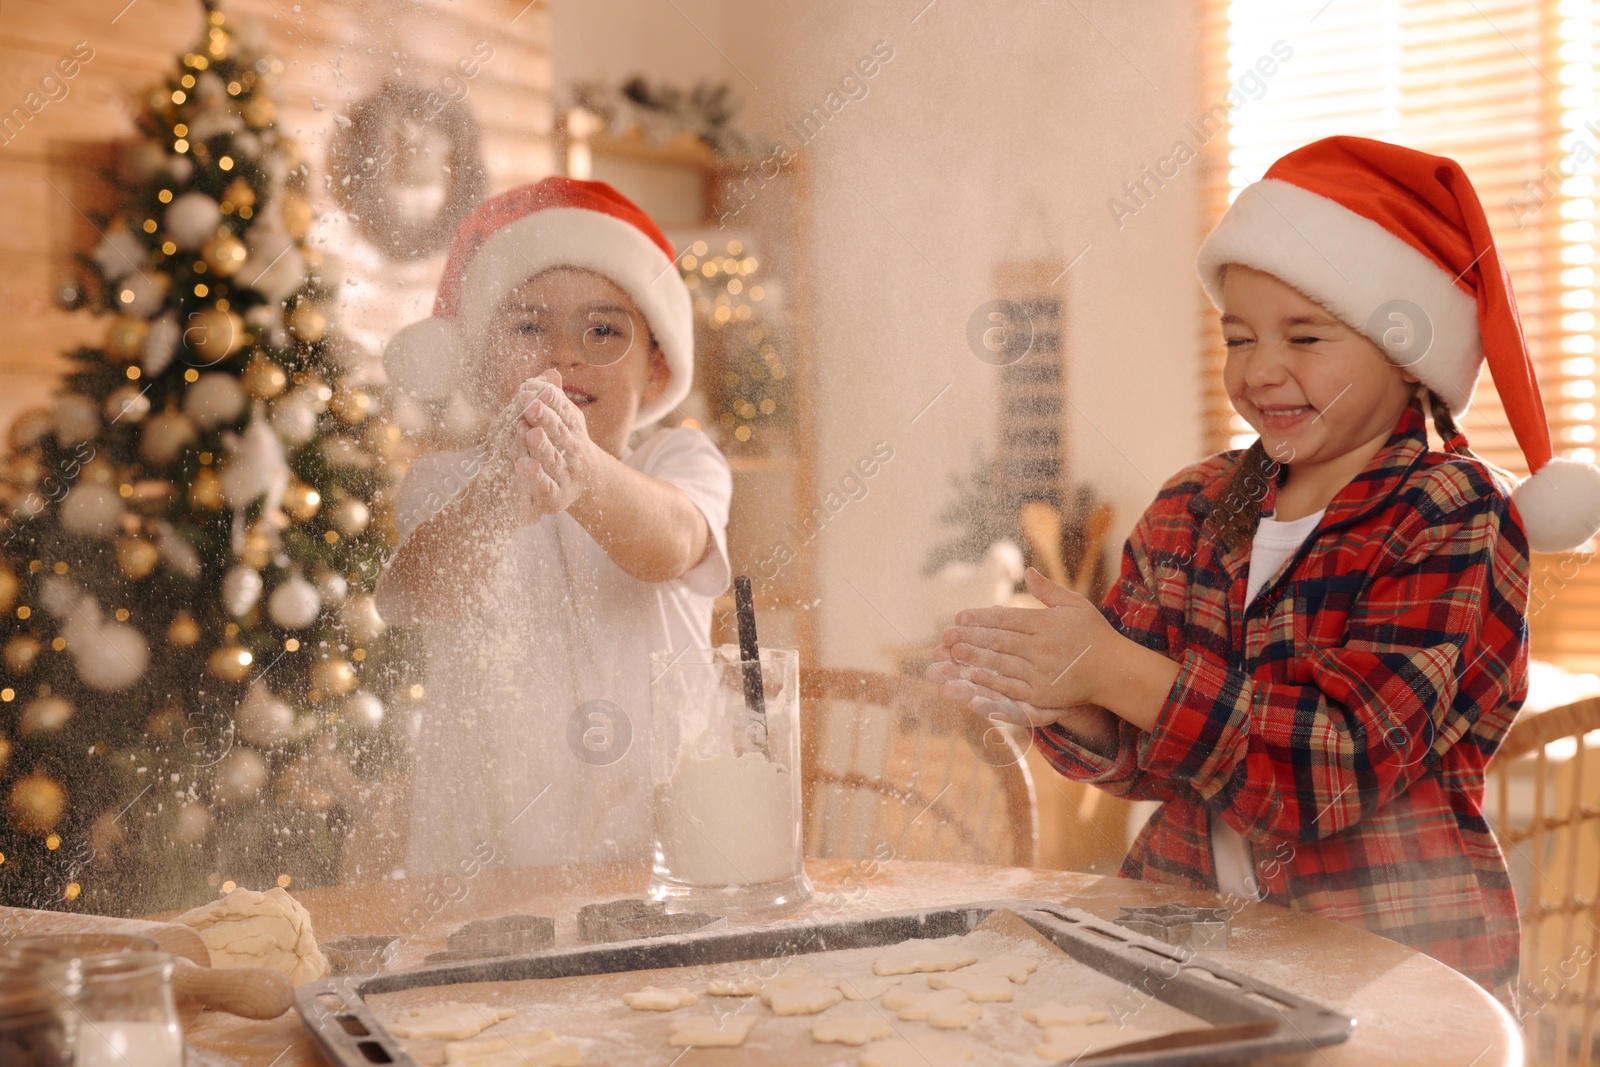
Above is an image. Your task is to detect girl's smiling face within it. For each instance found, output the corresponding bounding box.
[478,267,671,456]
[1221,265,1420,467]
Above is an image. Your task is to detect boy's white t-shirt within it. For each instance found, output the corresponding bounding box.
[1210,506,1327,900]
[375,425,732,877]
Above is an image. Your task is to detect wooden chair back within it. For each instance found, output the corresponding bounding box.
[800,667,1038,869]
[1489,696,1600,1063]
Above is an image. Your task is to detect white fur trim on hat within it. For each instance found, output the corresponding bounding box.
[1196,178,1484,416]
[383,317,460,402]
[454,207,693,428]
[1512,457,1600,553]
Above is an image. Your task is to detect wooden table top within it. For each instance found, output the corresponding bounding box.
[180,858,1521,1066]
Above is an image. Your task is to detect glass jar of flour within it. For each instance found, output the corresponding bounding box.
[648,645,812,914]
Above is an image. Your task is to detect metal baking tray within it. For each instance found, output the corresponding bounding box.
[295,898,1355,1065]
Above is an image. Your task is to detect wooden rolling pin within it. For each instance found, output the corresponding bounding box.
[0,906,294,1020]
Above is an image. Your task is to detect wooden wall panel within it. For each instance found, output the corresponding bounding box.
[0,0,552,439]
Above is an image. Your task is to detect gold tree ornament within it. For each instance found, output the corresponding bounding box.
[288,305,327,344]
[103,384,152,425]
[139,409,198,466]
[311,656,357,696]
[200,234,247,277]
[222,177,256,211]
[188,466,223,510]
[206,643,254,682]
[279,191,313,239]
[19,696,73,737]
[8,773,67,834]
[284,478,321,522]
[242,95,276,129]
[242,352,288,399]
[166,611,201,647]
[115,537,161,579]
[329,387,372,425]
[330,498,369,536]
[183,306,245,363]
[105,316,150,363]
[239,523,273,569]
[4,635,40,674]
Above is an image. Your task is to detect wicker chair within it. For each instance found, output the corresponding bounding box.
[800,667,1038,868]
[1489,696,1600,1064]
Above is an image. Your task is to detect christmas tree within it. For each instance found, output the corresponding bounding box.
[0,1,416,915]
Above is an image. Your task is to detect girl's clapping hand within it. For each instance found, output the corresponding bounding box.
[935,568,1118,711]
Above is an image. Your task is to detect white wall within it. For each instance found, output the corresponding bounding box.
[554,0,1206,669]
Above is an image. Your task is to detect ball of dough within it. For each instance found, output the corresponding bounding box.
[172,886,329,985]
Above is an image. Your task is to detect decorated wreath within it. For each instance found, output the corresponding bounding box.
[327,80,486,260]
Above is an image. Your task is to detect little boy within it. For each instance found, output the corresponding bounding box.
[375,179,731,875]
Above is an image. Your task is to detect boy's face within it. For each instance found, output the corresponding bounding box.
[479,268,671,456]
[1220,265,1419,466]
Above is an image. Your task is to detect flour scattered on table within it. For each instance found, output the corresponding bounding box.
[871,939,979,976]
[706,974,763,997]
[621,986,698,1011]
[668,1013,757,1047]
[811,1012,894,1046]
[443,1028,581,1066]
[1022,1002,1109,1027]
[1034,1022,1158,1060]
[927,969,1014,1002]
[858,1033,974,1067]
[385,1002,516,1040]
[880,987,981,1029]
[839,975,899,1001]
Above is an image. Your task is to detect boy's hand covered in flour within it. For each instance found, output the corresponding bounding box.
[512,369,595,516]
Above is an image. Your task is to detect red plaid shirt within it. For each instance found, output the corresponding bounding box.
[1035,398,1527,1009]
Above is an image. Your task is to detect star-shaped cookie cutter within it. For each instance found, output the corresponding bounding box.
[1115,903,1232,950]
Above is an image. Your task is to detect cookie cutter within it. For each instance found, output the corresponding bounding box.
[1115,904,1232,950]
[424,914,555,964]
[323,935,401,976]
[577,899,726,943]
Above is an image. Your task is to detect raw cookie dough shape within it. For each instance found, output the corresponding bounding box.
[707,975,764,997]
[1023,1002,1110,1028]
[386,1002,517,1040]
[622,986,699,1011]
[812,1013,895,1046]
[668,1013,758,1048]
[1035,1022,1158,1060]
[927,970,1015,1002]
[880,987,982,1029]
[858,1034,974,1067]
[967,953,1039,984]
[872,940,980,976]
[444,1029,581,1066]
[839,975,899,1001]
[762,980,843,1016]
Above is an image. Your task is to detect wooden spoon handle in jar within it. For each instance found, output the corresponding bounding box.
[170,956,294,1019]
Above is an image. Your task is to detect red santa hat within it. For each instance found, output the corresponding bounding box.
[1196,135,1600,553]
[384,177,693,428]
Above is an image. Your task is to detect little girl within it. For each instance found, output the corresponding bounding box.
[931,136,1600,1012]
[375,179,730,876]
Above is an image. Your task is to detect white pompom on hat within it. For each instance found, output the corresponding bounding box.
[384,177,692,429]
[1196,135,1600,553]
